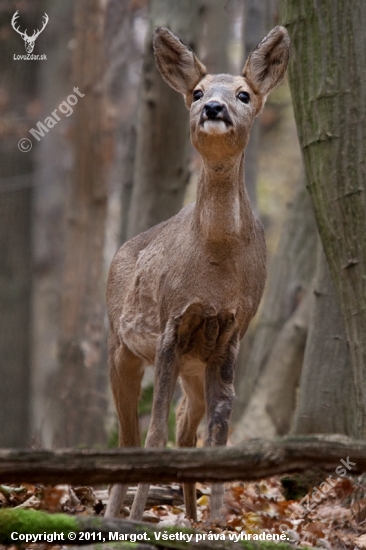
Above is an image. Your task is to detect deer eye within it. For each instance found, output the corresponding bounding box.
[193,90,203,102]
[237,91,250,104]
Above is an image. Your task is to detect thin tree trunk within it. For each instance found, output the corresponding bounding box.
[280,0,366,437]
[242,0,277,210]
[31,0,74,448]
[292,243,356,436]
[104,0,144,246]
[54,0,108,447]
[199,0,230,74]
[0,5,41,446]
[126,0,201,240]
[234,1,279,388]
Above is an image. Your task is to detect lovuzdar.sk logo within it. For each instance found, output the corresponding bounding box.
[11,10,48,60]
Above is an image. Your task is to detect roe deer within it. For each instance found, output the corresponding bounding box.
[105,25,290,521]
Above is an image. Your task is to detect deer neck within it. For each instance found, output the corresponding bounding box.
[194,152,254,247]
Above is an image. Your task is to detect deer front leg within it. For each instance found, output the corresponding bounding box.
[204,331,239,520]
[105,336,144,518]
[176,373,205,520]
[129,322,180,521]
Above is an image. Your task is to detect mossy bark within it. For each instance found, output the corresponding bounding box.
[280,0,366,436]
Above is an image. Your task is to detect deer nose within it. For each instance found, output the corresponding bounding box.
[204,101,224,119]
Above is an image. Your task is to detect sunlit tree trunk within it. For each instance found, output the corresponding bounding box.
[281,0,366,436]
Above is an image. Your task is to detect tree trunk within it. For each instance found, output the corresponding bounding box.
[104,0,144,246]
[234,1,279,390]
[0,5,42,446]
[233,291,310,442]
[30,0,74,448]
[242,0,278,210]
[199,0,230,74]
[126,0,201,240]
[54,0,108,447]
[233,179,317,423]
[292,243,357,436]
[280,0,366,437]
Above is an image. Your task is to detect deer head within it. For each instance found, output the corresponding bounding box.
[153,26,290,161]
[11,11,49,54]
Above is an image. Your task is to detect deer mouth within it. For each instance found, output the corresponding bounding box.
[200,102,232,134]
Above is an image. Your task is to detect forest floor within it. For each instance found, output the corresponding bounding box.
[1,471,366,550]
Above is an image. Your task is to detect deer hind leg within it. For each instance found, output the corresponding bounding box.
[129,318,181,521]
[176,372,205,520]
[204,315,239,520]
[105,333,144,518]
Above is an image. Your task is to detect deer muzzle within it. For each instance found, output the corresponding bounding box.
[200,101,232,126]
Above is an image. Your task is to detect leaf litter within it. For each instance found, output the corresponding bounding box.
[1,473,366,549]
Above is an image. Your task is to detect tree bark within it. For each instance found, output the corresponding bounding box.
[30,0,74,448]
[126,0,201,239]
[0,435,364,485]
[280,0,366,437]
[0,5,42,446]
[199,0,230,74]
[54,0,108,447]
[233,291,310,442]
[242,0,278,211]
[233,180,317,422]
[292,243,356,436]
[104,0,144,246]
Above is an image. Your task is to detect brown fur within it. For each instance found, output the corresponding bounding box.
[105,25,290,521]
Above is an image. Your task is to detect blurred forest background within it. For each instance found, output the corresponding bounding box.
[0,0,362,450]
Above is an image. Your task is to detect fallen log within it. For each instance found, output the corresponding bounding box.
[0,435,363,485]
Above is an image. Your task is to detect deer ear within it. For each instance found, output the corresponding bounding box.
[242,26,290,97]
[153,27,207,96]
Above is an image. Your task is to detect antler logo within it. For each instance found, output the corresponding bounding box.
[11,11,49,54]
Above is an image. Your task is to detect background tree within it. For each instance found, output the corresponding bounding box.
[242,0,278,210]
[53,0,109,447]
[233,180,317,438]
[126,0,202,240]
[30,0,74,447]
[292,244,356,436]
[0,3,44,446]
[281,0,366,436]
[0,0,306,451]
